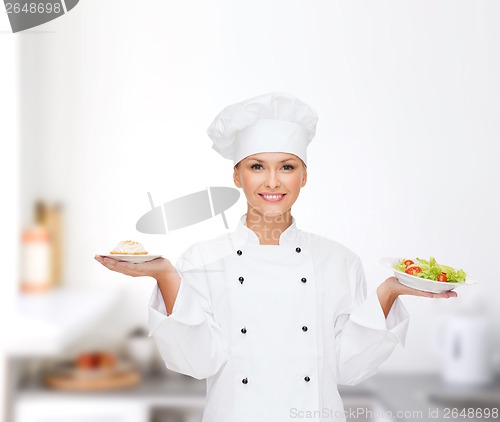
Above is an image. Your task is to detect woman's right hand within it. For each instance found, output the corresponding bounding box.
[94,255,176,280]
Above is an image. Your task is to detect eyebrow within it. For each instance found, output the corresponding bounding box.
[248,158,297,163]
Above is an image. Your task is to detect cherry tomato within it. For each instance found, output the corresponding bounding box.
[405,266,422,275]
[437,273,448,282]
[404,260,414,267]
[76,353,98,369]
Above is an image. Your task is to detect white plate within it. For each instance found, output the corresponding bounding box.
[380,257,477,293]
[97,253,162,263]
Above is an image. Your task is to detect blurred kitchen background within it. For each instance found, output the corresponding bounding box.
[1,1,499,421]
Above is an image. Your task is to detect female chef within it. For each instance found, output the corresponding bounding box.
[95,92,457,422]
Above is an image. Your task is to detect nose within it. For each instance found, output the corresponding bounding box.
[265,170,280,189]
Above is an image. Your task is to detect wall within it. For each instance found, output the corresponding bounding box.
[1,10,20,422]
[18,0,500,372]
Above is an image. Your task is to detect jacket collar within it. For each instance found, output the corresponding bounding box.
[232,213,299,248]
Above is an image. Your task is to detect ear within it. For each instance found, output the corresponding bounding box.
[233,166,242,188]
[301,166,307,188]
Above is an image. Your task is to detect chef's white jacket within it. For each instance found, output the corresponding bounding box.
[148,214,409,422]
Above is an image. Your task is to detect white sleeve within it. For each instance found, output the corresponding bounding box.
[335,255,410,386]
[148,254,229,380]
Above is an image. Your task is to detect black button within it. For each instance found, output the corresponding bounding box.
[239,276,244,284]
[237,250,243,256]
[301,277,307,283]
[295,247,301,253]
[304,376,310,382]
[302,326,308,332]
[242,378,248,384]
[241,327,247,334]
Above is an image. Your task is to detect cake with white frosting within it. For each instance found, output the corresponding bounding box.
[109,240,148,255]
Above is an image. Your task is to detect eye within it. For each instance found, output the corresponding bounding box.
[250,164,263,170]
[283,165,295,170]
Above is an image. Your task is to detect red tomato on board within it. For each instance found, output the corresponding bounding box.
[76,354,97,369]
[75,351,117,370]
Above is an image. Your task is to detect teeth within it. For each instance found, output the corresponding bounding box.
[262,194,283,199]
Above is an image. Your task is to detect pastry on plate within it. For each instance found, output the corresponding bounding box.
[109,240,148,255]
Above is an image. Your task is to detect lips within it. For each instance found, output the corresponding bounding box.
[259,193,286,202]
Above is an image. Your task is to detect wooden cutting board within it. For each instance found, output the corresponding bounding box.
[44,368,141,391]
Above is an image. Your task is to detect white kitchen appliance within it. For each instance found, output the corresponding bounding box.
[433,312,495,385]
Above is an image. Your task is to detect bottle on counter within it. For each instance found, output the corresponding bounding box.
[46,202,63,288]
[20,201,52,293]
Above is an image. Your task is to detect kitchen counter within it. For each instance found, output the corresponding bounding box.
[356,374,500,422]
[17,373,206,406]
[16,373,500,421]
[7,288,120,356]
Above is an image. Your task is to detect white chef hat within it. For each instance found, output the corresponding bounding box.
[207,92,319,166]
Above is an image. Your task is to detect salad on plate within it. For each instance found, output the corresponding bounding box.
[380,256,475,293]
[393,257,467,283]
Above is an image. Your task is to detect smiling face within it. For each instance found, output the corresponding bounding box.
[233,152,307,220]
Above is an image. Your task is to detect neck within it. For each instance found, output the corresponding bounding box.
[245,207,293,245]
